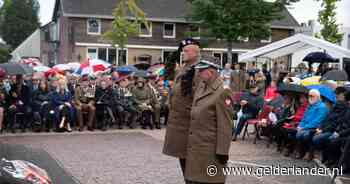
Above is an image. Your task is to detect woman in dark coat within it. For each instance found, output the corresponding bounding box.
[49,79,74,132]
[32,80,52,132]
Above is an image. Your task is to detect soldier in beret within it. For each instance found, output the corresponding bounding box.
[163,38,202,177]
[185,56,233,184]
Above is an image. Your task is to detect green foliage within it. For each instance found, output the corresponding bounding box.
[0,0,40,49]
[103,0,149,50]
[317,0,343,44]
[0,47,10,63]
[188,0,287,63]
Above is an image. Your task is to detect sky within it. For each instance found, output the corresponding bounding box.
[0,0,349,28]
[35,0,349,27]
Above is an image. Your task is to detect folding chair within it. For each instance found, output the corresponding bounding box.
[242,105,272,144]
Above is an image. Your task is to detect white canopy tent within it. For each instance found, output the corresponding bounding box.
[239,34,350,68]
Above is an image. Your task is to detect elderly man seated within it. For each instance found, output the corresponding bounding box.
[295,89,329,160]
[309,87,348,161]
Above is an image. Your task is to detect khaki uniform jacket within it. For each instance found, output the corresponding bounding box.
[163,63,200,158]
[185,78,233,183]
[230,70,247,92]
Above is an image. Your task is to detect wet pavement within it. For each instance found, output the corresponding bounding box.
[0,129,347,184]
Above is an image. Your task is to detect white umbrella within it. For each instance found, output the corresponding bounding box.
[53,64,71,71]
[33,65,51,72]
[67,62,81,71]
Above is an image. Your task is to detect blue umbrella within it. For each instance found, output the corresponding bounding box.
[306,85,336,104]
[115,65,139,74]
[303,52,338,63]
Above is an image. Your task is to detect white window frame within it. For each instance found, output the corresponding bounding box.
[161,49,176,63]
[213,52,223,67]
[261,36,272,43]
[117,48,129,66]
[163,23,176,38]
[86,47,98,59]
[87,18,101,35]
[139,22,152,37]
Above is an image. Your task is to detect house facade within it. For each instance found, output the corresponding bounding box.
[51,0,300,67]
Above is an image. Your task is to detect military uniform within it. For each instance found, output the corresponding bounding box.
[114,84,138,129]
[185,56,233,184]
[95,85,115,130]
[131,78,159,129]
[163,39,201,177]
[74,77,96,131]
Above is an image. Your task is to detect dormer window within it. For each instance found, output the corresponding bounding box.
[87,18,101,35]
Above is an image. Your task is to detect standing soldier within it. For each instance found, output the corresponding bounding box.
[162,38,201,178]
[74,75,96,131]
[185,56,233,184]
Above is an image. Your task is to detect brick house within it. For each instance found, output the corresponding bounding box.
[51,0,300,67]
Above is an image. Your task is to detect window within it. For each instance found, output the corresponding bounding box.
[108,48,117,64]
[139,22,152,37]
[87,48,118,64]
[162,50,175,63]
[261,36,272,43]
[118,49,127,66]
[87,18,101,35]
[98,48,107,61]
[87,48,98,59]
[163,23,176,38]
[213,52,238,66]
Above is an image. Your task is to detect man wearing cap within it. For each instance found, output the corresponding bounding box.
[183,56,233,184]
[114,76,138,129]
[74,75,96,131]
[163,38,202,178]
[131,77,158,129]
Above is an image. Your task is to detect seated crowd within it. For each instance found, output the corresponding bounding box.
[232,78,350,173]
[0,70,170,133]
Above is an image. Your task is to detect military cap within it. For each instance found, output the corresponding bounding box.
[179,38,200,51]
[194,55,222,70]
[81,74,89,81]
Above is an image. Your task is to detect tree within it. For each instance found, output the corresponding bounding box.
[0,47,10,63]
[0,0,40,50]
[103,0,148,65]
[317,0,343,44]
[188,0,293,64]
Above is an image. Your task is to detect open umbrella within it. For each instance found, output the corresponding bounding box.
[33,65,51,72]
[303,52,338,63]
[75,59,111,76]
[134,70,150,78]
[277,83,309,95]
[306,85,336,104]
[115,65,139,74]
[0,62,34,75]
[321,70,348,81]
[301,76,321,86]
[53,64,71,71]
[134,62,151,70]
[148,64,165,76]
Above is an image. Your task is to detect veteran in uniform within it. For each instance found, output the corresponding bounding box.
[162,38,201,176]
[185,56,233,184]
[74,75,96,131]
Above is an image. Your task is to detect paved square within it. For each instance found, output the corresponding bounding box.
[0,130,344,184]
